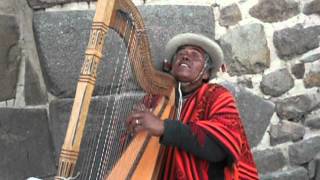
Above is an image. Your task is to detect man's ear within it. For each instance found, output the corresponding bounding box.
[202,70,210,81]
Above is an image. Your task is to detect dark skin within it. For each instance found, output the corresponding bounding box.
[127,46,209,136]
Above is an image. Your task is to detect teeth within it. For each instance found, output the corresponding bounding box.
[180,64,188,67]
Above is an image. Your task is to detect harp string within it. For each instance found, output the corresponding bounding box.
[93,14,130,179]
[102,13,146,178]
[97,11,143,179]
[78,12,126,179]
[98,15,134,178]
[76,8,149,179]
[100,13,149,179]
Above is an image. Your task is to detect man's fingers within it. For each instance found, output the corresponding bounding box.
[134,125,144,133]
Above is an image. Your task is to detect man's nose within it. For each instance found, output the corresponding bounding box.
[182,53,190,61]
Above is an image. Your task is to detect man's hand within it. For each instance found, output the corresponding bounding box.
[127,110,164,137]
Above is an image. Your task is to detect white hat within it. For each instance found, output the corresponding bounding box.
[165,33,224,77]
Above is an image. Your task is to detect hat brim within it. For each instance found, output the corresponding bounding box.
[165,33,223,77]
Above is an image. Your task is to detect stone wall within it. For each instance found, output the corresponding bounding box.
[0,0,319,179]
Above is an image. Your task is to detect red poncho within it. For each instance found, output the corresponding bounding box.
[159,83,259,180]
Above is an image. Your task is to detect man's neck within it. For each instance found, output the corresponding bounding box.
[181,81,204,95]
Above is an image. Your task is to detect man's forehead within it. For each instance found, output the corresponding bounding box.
[177,45,206,54]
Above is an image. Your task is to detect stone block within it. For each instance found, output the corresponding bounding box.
[270,120,305,146]
[249,0,299,23]
[276,92,320,121]
[304,60,320,88]
[219,3,242,27]
[220,81,274,147]
[219,23,270,76]
[305,109,320,129]
[273,24,320,59]
[260,167,308,180]
[260,68,294,97]
[303,0,320,15]
[291,63,305,79]
[27,0,95,9]
[289,136,320,165]
[24,59,48,105]
[0,15,21,101]
[0,108,55,179]
[253,148,286,174]
[33,6,215,98]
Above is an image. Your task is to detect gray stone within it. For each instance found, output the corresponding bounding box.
[140,5,215,68]
[34,6,215,98]
[219,3,242,27]
[309,159,316,179]
[304,60,320,88]
[220,81,275,147]
[253,148,286,174]
[291,63,305,79]
[0,15,21,101]
[273,24,320,59]
[305,109,320,129]
[27,0,94,9]
[276,92,320,121]
[49,93,144,174]
[315,152,320,180]
[260,69,294,97]
[0,0,17,15]
[269,120,305,146]
[237,77,253,88]
[289,136,320,165]
[249,0,299,23]
[303,0,320,15]
[0,108,55,179]
[219,23,270,76]
[300,53,320,63]
[24,59,48,105]
[260,167,308,180]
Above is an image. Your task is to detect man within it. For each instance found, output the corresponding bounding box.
[127,33,258,180]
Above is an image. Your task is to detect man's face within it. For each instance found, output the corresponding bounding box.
[170,46,206,82]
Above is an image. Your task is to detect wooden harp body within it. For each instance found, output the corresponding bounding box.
[55,0,176,179]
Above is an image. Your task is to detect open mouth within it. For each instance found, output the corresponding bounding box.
[179,63,190,68]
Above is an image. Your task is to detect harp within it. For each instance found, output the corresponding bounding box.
[55,0,176,179]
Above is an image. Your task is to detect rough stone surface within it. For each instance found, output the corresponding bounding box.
[0,108,56,179]
[303,0,320,15]
[260,69,294,97]
[219,23,270,76]
[269,120,305,146]
[291,63,305,79]
[253,148,286,174]
[276,92,320,121]
[219,3,242,27]
[289,136,320,165]
[237,77,253,89]
[0,0,17,15]
[260,167,308,180]
[141,5,215,68]
[314,152,320,180]
[309,159,317,179]
[249,0,299,23]
[300,53,320,63]
[27,0,95,9]
[34,6,215,98]
[304,60,320,88]
[305,109,320,129]
[24,59,48,105]
[273,24,320,59]
[0,15,21,101]
[220,81,274,147]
